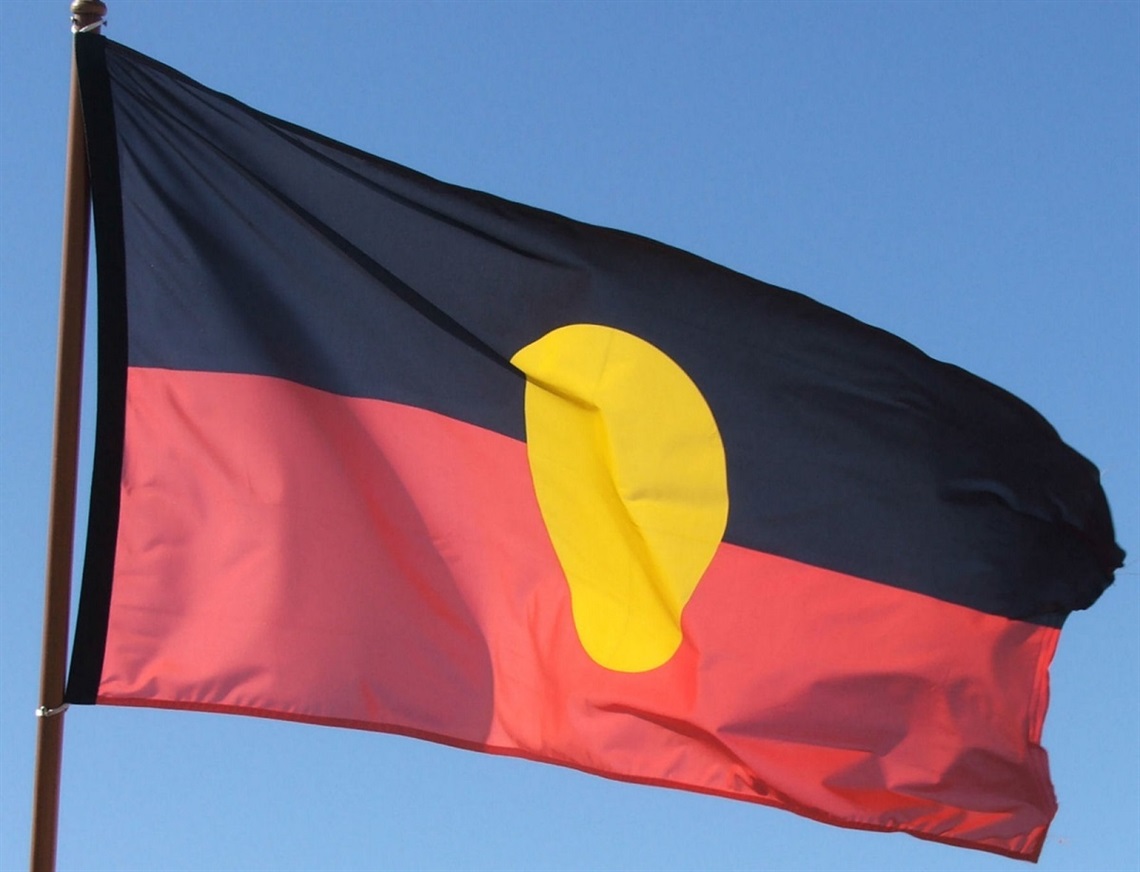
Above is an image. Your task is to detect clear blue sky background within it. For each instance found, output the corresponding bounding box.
[2,2,1136,870]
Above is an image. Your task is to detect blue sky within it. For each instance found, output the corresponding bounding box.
[1,2,1136,870]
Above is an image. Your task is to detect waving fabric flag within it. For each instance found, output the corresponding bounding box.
[66,33,1123,861]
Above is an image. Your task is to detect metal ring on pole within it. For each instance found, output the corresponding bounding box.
[72,19,106,34]
[35,704,71,719]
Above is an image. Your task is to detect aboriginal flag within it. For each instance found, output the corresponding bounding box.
[66,34,1123,861]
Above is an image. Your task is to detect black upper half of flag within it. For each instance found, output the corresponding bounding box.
[75,34,1124,626]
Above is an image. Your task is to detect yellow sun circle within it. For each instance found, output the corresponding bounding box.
[512,324,729,672]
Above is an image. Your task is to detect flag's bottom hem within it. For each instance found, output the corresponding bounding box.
[92,694,1045,863]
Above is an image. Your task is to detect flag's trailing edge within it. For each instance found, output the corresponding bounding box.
[66,33,1123,861]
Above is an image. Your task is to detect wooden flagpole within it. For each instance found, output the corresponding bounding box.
[30,3,107,870]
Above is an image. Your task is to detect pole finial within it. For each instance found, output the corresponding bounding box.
[70,0,107,33]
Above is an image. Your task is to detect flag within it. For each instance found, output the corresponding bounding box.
[65,33,1123,861]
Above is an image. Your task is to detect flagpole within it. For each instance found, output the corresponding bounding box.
[30,3,107,870]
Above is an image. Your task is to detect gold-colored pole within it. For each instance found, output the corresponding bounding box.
[30,3,107,870]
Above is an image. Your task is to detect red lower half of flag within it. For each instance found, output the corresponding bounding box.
[97,366,1059,859]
